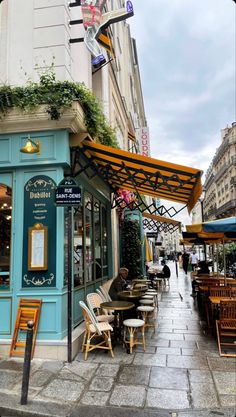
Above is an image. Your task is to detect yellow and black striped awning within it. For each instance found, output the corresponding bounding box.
[128,131,136,142]
[97,28,115,56]
[76,140,202,212]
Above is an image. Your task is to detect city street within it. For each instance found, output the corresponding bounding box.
[0,262,235,417]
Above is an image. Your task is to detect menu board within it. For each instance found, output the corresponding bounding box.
[28,224,48,271]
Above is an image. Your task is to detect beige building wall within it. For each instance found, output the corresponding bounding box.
[204,122,236,220]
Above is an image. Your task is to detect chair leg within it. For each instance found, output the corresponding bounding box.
[81,330,87,352]
[216,320,222,356]
[84,330,91,360]
[107,330,114,358]
[142,326,146,351]
[130,328,134,354]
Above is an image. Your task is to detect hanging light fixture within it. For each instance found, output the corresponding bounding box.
[20,136,41,154]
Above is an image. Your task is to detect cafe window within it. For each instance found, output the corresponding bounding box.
[94,199,102,280]
[73,206,84,287]
[85,192,93,283]
[65,190,109,287]
[0,184,12,290]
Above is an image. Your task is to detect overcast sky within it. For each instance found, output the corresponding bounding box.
[129,0,235,224]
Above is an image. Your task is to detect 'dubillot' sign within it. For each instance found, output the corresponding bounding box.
[55,178,81,206]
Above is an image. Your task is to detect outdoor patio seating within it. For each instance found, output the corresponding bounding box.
[139,298,154,306]
[86,293,114,323]
[216,300,236,357]
[123,318,145,353]
[79,301,114,360]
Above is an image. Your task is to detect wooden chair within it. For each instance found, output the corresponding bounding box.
[79,301,114,360]
[86,293,114,323]
[10,298,42,359]
[216,300,236,357]
[209,287,232,297]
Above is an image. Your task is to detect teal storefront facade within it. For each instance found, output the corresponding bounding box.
[0,118,113,359]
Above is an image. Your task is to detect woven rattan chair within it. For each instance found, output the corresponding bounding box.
[99,286,112,302]
[79,301,114,360]
[216,300,236,357]
[87,293,114,323]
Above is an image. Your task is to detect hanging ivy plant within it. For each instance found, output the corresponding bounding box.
[0,71,118,148]
[121,219,143,280]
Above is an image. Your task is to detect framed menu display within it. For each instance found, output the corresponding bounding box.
[28,224,48,271]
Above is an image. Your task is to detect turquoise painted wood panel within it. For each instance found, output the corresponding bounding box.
[38,299,58,335]
[0,297,12,335]
[0,172,12,187]
[0,138,11,164]
[73,288,85,325]
[0,130,70,168]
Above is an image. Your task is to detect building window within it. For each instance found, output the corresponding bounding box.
[0,184,12,290]
[64,191,109,288]
[84,192,93,283]
[73,206,84,287]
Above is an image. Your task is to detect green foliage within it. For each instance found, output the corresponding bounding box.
[218,243,236,272]
[121,219,142,280]
[0,71,118,148]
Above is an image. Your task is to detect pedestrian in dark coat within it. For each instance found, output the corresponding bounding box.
[182,251,189,275]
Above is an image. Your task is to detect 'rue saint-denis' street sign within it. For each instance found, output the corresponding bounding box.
[55,178,81,206]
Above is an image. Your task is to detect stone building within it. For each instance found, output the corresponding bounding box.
[204,122,236,221]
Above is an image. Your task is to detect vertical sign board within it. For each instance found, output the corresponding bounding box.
[137,127,150,157]
[22,176,57,288]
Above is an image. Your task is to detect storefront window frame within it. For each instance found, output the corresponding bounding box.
[0,182,12,291]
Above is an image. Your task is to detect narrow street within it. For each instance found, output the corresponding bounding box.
[0,261,235,417]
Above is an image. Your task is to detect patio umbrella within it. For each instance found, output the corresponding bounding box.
[186,217,236,234]
[184,218,236,284]
[145,235,152,263]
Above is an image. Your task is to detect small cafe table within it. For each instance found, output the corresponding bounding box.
[100,301,135,341]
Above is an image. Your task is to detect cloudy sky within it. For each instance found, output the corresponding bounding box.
[129,0,235,224]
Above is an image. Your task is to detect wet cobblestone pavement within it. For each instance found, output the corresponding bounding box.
[0,263,235,417]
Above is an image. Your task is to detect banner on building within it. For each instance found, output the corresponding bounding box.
[137,127,150,157]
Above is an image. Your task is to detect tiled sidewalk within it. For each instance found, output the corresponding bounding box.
[0,262,235,417]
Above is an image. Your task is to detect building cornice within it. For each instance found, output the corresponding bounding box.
[0,102,86,134]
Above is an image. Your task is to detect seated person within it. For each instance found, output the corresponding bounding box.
[108,267,129,301]
[156,260,171,282]
[191,261,210,296]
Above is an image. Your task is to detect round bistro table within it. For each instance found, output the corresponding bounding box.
[100,301,135,341]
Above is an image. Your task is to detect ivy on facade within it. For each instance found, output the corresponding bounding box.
[0,71,118,148]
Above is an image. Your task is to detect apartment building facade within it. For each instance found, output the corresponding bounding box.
[204,122,236,221]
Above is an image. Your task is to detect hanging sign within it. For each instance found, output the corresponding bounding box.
[55,178,81,206]
[146,232,158,239]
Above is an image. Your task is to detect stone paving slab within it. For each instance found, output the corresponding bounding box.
[0,265,235,417]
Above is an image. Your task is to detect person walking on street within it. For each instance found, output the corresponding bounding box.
[182,251,189,275]
[189,251,198,271]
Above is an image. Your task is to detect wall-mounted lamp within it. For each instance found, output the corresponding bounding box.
[20,136,41,155]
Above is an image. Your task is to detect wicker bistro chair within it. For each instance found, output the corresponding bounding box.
[86,293,114,323]
[216,300,236,357]
[96,288,107,302]
[79,301,114,360]
[123,318,146,353]
[99,286,112,302]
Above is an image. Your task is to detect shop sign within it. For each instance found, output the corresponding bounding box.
[22,175,57,288]
[146,232,158,238]
[55,178,81,206]
[137,127,150,157]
